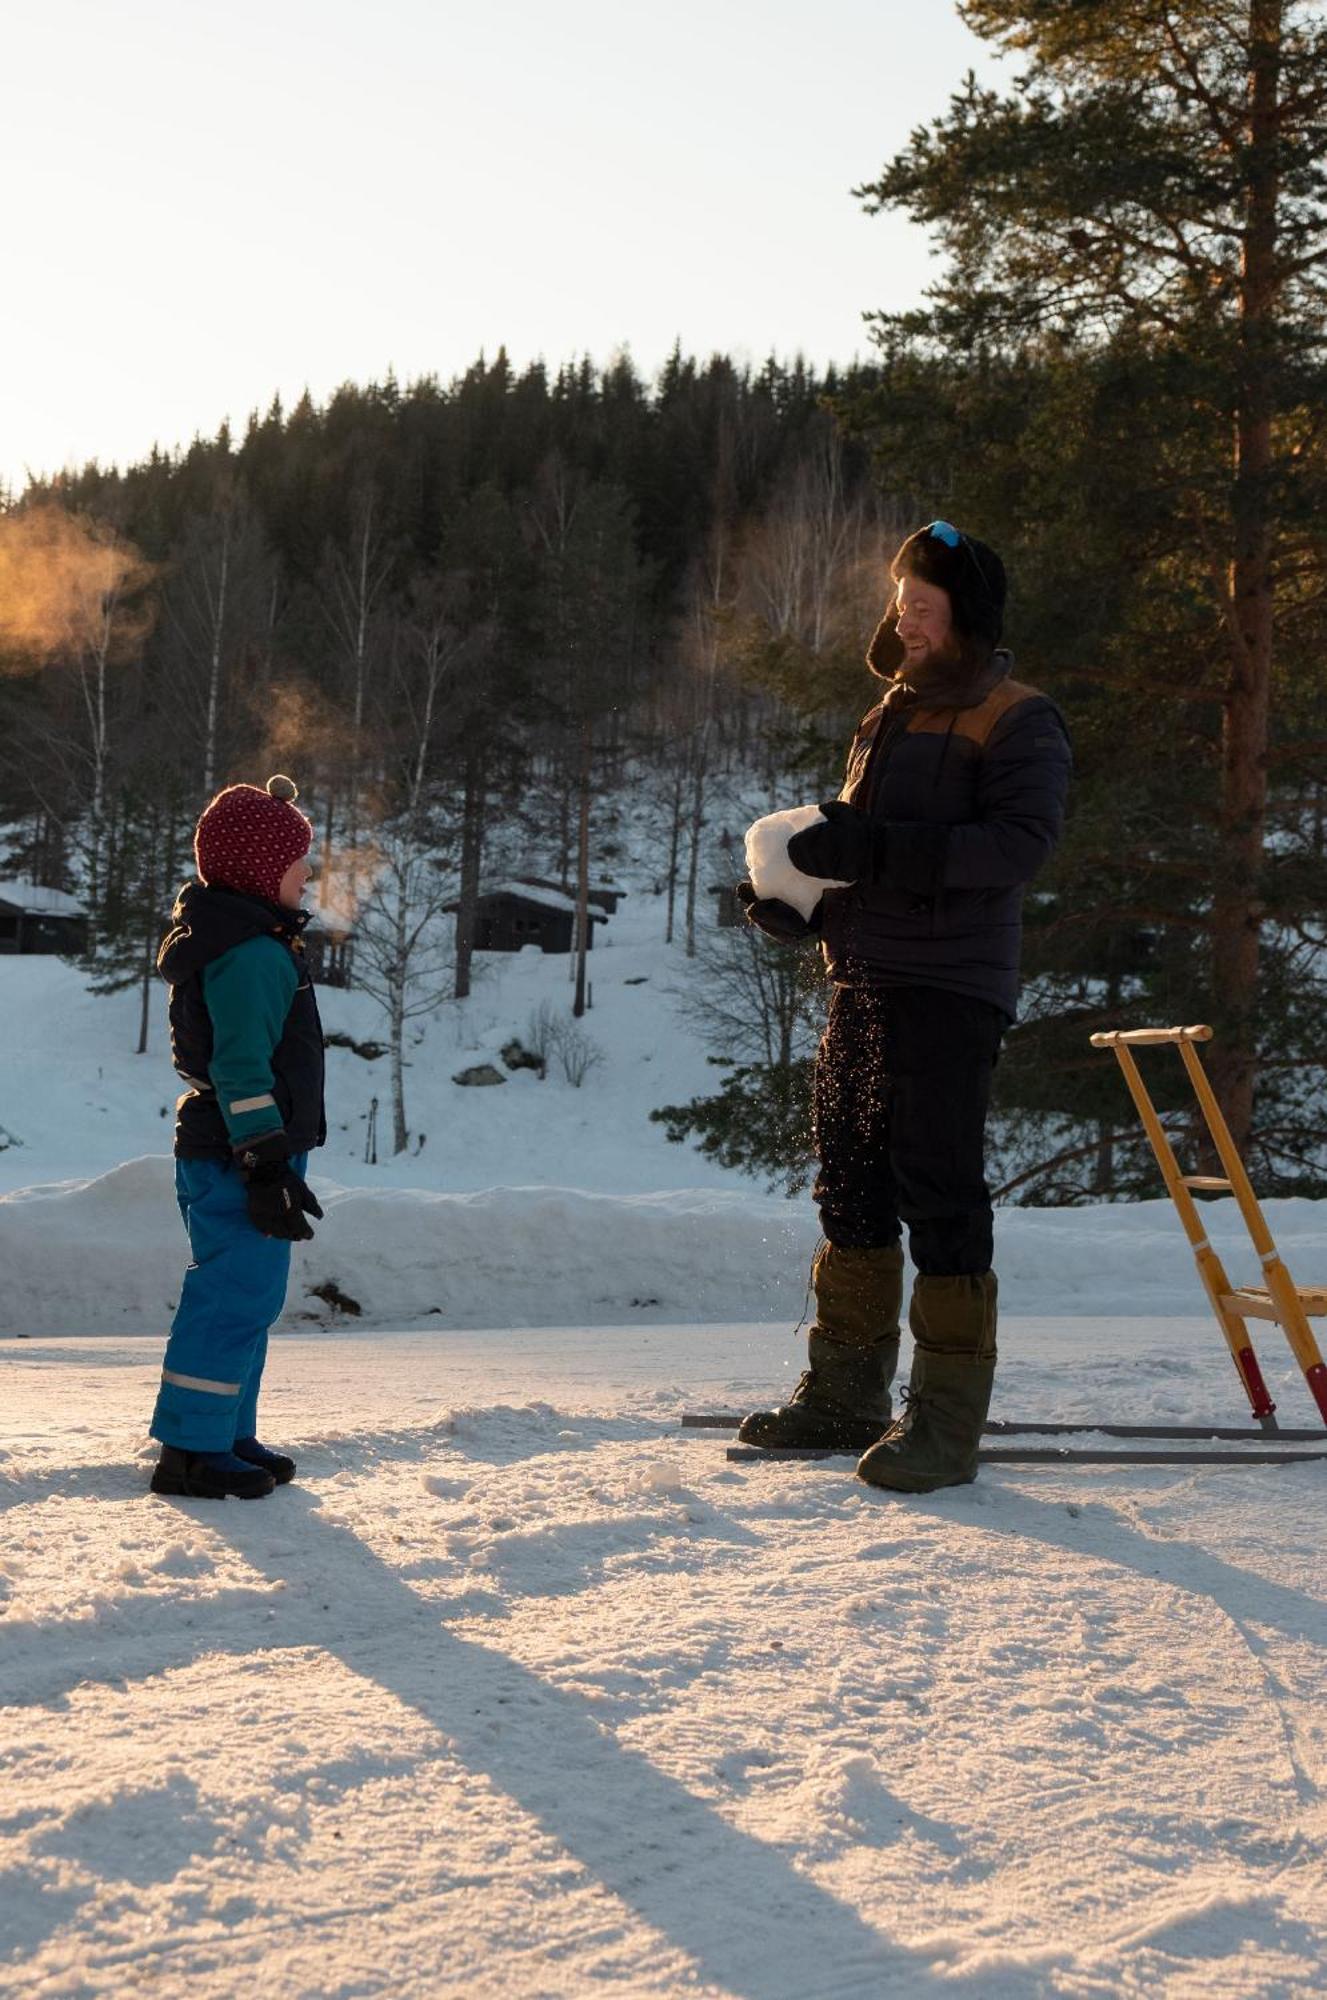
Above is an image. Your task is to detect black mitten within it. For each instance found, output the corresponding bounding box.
[785,801,877,883]
[233,1130,324,1242]
[736,880,821,944]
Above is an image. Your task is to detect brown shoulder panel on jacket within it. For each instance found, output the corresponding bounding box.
[905,678,1045,747]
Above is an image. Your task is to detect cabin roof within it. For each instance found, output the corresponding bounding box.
[0,879,86,917]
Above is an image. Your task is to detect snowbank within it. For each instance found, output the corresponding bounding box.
[2,1155,1324,1336]
[0,1159,816,1335]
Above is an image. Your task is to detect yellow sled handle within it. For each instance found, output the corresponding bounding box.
[1089,1025,1213,1047]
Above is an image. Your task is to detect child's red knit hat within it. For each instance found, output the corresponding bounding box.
[194,775,312,904]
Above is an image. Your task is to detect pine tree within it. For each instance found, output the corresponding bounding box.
[86,783,186,1054]
[848,0,1327,1168]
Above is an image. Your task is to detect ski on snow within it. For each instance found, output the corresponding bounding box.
[723,1444,1327,1467]
[680,1412,1327,1439]
[680,1412,1327,1469]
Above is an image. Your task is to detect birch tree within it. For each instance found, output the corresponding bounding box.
[526,458,643,1017]
[165,487,272,795]
[353,606,461,1155]
[323,485,394,857]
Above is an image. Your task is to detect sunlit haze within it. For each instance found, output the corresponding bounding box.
[6,0,998,493]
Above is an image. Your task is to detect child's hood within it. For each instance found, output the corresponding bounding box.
[158,880,303,985]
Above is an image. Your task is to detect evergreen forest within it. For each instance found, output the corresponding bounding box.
[5,0,1327,1202]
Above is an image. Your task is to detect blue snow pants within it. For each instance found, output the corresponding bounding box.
[150,1153,307,1451]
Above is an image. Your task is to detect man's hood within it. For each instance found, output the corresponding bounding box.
[157,879,307,984]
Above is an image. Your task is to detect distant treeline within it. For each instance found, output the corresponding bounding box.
[0,351,904,1155]
[0,348,888,859]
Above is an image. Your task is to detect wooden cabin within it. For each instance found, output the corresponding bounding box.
[450,883,605,954]
[0,881,88,956]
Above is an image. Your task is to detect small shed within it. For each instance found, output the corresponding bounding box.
[451,883,604,955]
[0,881,88,956]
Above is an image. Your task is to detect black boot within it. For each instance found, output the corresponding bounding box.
[150,1446,277,1500]
[857,1273,997,1493]
[738,1243,902,1451]
[234,1437,297,1484]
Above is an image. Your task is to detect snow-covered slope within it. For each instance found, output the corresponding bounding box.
[0,891,742,1198]
[7,894,1327,1345]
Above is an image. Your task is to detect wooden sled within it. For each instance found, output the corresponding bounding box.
[1090,1024,1327,1429]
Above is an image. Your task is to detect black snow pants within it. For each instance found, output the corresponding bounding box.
[811,985,1006,1274]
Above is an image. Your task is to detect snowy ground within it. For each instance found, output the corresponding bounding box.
[4,1319,1327,1997]
[6,889,1327,1992]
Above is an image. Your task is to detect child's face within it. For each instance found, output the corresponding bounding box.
[278,856,312,910]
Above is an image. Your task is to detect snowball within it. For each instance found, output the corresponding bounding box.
[744,806,853,922]
[637,1457,686,1494]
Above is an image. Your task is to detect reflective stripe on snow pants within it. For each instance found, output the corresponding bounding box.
[150,1152,307,1452]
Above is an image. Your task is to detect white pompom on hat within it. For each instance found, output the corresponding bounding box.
[194,774,313,903]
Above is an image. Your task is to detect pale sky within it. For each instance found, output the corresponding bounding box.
[6,0,1002,494]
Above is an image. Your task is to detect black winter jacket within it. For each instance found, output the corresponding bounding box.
[819,656,1071,1018]
[159,881,327,1160]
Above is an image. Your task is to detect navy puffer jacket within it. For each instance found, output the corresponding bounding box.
[819,654,1071,1018]
[159,882,327,1160]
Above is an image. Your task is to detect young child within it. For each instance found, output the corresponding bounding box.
[149,775,326,1500]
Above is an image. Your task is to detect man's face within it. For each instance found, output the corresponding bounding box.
[894,573,955,669]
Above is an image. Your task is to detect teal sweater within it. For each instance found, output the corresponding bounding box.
[201,936,300,1146]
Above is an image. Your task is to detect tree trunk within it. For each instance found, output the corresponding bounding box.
[202,517,230,795]
[1208,0,1281,1157]
[347,504,376,860]
[663,768,684,944]
[137,921,153,1055]
[683,728,709,960]
[390,869,410,1155]
[556,765,574,889]
[390,990,408,1155]
[454,741,485,1001]
[573,722,592,1018]
[320,789,335,896]
[81,605,116,933]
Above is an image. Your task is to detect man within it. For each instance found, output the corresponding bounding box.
[736,522,1071,1492]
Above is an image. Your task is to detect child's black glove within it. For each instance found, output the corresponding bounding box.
[233,1131,324,1242]
[736,879,822,944]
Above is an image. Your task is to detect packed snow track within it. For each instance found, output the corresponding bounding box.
[3,1320,1326,1998]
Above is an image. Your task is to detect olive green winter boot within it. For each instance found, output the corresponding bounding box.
[737,1243,903,1451]
[856,1272,998,1493]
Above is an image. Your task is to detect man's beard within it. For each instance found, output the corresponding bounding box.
[902,634,961,677]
